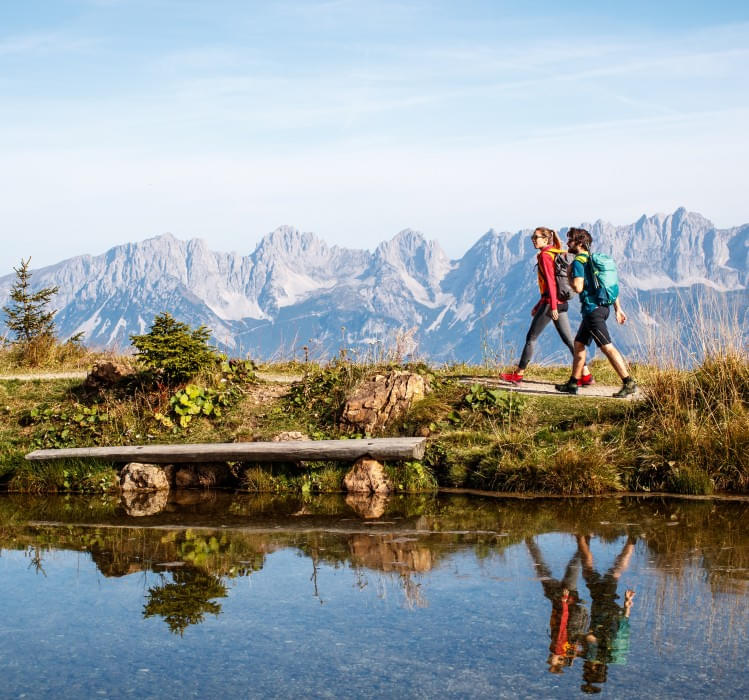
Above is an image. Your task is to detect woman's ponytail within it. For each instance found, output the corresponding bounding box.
[551,230,563,249]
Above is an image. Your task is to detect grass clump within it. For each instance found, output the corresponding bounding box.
[267,360,370,437]
[9,458,117,493]
[240,462,346,493]
[635,352,748,493]
[0,335,96,372]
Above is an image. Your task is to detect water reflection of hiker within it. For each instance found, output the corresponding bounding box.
[526,537,588,674]
[500,227,593,386]
[576,535,636,694]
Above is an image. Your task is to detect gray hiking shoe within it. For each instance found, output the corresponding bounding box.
[613,378,637,398]
[555,378,579,395]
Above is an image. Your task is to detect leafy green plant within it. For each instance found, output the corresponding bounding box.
[220,358,257,384]
[155,384,230,430]
[286,361,366,429]
[464,384,526,421]
[24,403,109,448]
[130,312,218,383]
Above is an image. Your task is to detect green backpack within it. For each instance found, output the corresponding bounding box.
[576,252,620,305]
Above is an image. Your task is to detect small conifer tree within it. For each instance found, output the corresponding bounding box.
[2,258,59,343]
[130,312,217,382]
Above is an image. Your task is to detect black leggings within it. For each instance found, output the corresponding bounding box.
[518,303,576,370]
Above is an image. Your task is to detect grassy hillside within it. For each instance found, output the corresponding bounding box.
[1,349,746,495]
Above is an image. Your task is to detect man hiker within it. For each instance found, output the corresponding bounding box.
[555,228,637,398]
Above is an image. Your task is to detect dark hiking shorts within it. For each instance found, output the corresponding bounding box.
[576,305,612,348]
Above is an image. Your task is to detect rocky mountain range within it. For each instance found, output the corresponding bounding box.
[1,208,747,364]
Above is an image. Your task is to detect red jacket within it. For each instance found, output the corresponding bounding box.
[533,244,561,313]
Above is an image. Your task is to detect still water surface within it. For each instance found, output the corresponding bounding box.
[0,492,747,698]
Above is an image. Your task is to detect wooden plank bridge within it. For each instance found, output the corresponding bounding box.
[25,437,427,464]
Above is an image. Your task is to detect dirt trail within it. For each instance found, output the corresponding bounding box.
[0,370,302,383]
[0,371,88,381]
[456,376,641,400]
[0,370,639,400]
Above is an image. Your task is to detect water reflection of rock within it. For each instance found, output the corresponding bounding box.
[2,494,747,597]
[348,534,434,574]
[345,492,389,519]
[121,489,168,517]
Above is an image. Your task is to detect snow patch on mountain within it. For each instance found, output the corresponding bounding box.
[0,211,747,362]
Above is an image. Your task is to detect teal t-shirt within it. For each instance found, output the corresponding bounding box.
[571,253,599,316]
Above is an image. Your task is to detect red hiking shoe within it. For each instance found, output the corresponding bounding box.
[500,372,524,384]
[577,373,595,387]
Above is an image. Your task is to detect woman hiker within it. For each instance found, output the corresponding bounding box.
[501,227,593,386]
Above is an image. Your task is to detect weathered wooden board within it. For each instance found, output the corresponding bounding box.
[25,438,427,463]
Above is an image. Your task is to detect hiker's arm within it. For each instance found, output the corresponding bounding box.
[624,589,635,618]
[571,277,584,294]
[614,298,627,324]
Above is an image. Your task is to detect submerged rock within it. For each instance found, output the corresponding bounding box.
[343,458,392,494]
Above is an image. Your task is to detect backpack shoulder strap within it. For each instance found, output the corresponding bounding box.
[545,247,566,257]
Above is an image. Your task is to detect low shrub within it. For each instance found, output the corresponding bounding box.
[130,313,219,383]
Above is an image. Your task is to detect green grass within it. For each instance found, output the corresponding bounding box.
[1,353,746,495]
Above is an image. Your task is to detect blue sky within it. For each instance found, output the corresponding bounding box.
[1,0,748,267]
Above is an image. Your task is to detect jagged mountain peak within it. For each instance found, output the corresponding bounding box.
[373,228,452,291]
[0,208,745,361]
[253,225,326,258]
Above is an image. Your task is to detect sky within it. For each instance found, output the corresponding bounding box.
[1,0,748,267]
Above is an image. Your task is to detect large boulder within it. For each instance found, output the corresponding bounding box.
[343,458,392,494]
[120,463,171,492]
[340,371,428,434]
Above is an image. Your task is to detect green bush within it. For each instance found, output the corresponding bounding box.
[130,312,218,383]
[464,384,526,422]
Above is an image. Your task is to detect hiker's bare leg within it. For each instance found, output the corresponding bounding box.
[610,537,636,580]
[525,537,552,579]
[572,341,587,379]
[576,534,594,572]
[599,343,629,380]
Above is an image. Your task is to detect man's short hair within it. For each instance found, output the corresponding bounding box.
[567,227,592,251]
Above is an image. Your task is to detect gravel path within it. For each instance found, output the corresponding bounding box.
[457,376,641,400]
[0,370,639,399]
[0,370,303,383]
[0,371,88,381]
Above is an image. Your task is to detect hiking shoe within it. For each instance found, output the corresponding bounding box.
[500,372,524,384]
[555,378,579,395]
[613,378,637,398]
[578,373,595,387]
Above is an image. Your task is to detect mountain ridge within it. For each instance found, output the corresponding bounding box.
[1,209,747,362]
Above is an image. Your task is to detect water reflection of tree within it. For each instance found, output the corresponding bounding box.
[143,568,228,636]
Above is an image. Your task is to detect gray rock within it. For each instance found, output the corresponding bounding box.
[120,462,170,492]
